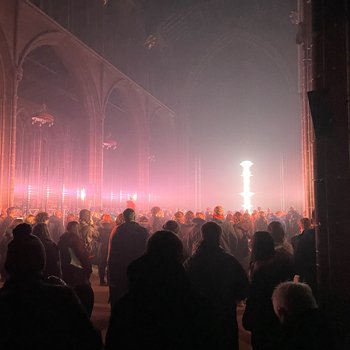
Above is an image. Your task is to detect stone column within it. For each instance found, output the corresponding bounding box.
[311,1,350,346]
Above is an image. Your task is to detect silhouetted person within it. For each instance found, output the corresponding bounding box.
[0,233,102,350]
[294,225,317,296]
[138,215,151,233]
[79,209,99,263]
[268,221,293,255]
[0,207,17,239]
[149,206,164,234]
[163,219,181,235]
[0,207,17,281]
[35,211,49,225]
[243,231,294,350]
[108,208,148,307]
[179,210,195,252]
[97,214,114,286]
[106,230,218,349]
[0,218,23,282]
[184,222,249,350]
[48,210,65,243]
[272,282,333,350]
[163,220,190,261]
[291,217,311,252]
[255,211,268,231]
[212,205,238,256]
[32,222,61,279]
[187,213,206,256]
[58,221,94,317]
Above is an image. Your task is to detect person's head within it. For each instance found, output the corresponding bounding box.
[123,208,135,222]
[174,211,185,224]
[213,206,224,219]
[53,210,63,219]
[272,282,318,323]
[116,213,125,226]
[195,211,205,220]
[251,231,275,262]
[163,220,180,235]
[233,211,242,224]
[201,221,222,246]
[66,221,80,235]
[66,213,77,224]
[35,212,49,224]
[101,214,113,224]
[12,223,32,239]
[5,234,46,278]
[151,206,161,217]
[24,214,36,226]
[268,221,285,245]
[79,209,91,224]
[7,207,17,217]
[184,211,194,224]
[258,211,266,219]
[32,222,51,240]
[226,213,234,223]
[147,230,183,262]
[299,217,311,232]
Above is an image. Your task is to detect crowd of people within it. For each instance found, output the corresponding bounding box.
[0,204,332,349]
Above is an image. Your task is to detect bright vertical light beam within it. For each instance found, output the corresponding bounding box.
[240,160,254,213]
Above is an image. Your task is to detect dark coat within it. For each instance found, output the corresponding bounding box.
[33,232,61,279]
[279,309,333,350]
[108,221,148,302]
[97,223,113,261]
[184,242,249,350]
[294,228,317,294]
[106,254,218,349]
[58,232,92,287]
[243,260,294,350]
[0,278,102,350]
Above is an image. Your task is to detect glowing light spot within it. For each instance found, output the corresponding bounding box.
[240,160,254,213]
[80,188,86,201]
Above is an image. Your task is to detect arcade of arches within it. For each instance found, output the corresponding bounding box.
[0,0,176,212]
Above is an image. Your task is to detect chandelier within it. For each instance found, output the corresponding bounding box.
[31,104,55,127]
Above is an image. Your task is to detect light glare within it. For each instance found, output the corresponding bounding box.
[240,160,254,213]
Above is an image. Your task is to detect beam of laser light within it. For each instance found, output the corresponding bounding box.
[240,160,254,213]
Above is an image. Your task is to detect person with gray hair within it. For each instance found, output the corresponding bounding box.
[272,282,317,323]
[272,282,332,349]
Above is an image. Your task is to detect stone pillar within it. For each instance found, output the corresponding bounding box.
[310,0,350,346]
[0,66,21,209]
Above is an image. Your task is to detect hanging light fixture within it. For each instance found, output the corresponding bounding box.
[31,104,55,127]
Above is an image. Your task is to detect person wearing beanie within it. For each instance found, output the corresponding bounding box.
[0,233,102,350]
